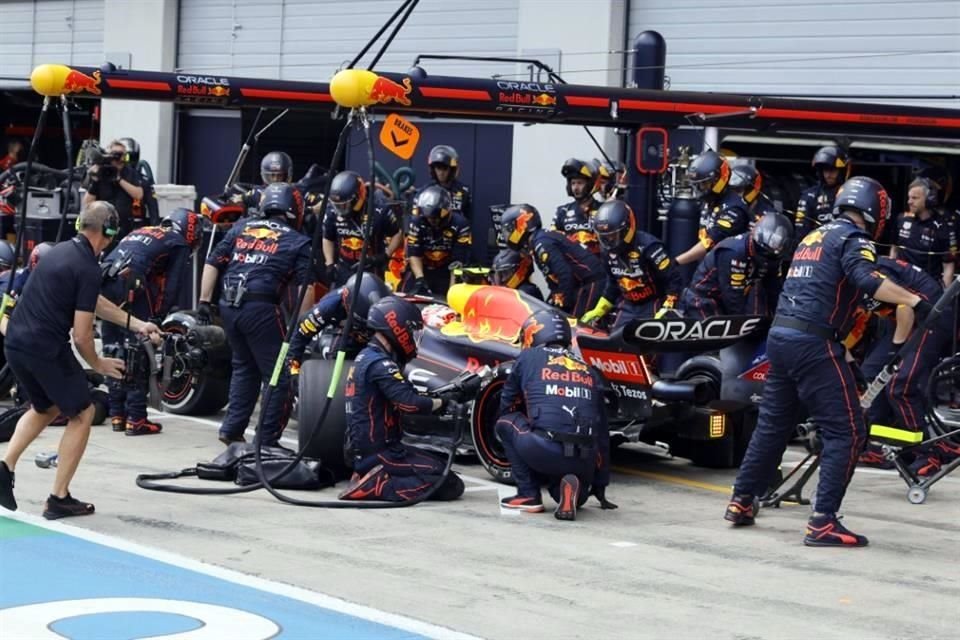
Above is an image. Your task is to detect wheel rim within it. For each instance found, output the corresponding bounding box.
[472,379,510,471]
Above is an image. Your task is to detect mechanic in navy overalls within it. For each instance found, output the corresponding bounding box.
[257,274,390,446]
[580,201,683,328]
[490,248,543,300]
[399,185,472,298]
[237,151,293,211]
[856,257,959,475]
[322,170,402,287]
[675,151,746,267]
[339,296,465,502]
[100,208,204,436]
[794,146,847,239]
[0,242,53,306]
[726,177,931,547]
[499,204,604,318]
[199,183,314,445]
[552,158,601,255]
[496,308,615,521]
[679,213,793,319]
[421,144,472,221]
[890,177,955,288]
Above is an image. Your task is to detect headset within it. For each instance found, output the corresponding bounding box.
[919,177,941,210]
[74,202,120,237]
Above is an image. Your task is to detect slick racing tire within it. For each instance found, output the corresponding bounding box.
[470,376,515,485]
[297,358,352,481]
[160,311,231,416]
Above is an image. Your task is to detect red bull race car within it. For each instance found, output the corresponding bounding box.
[297,283,770,482]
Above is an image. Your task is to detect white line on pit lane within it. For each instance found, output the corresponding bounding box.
[779,449,959,483]
[150,410,502,491]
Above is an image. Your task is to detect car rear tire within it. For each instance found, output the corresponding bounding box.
[160,312,231,416]
[297,358,352,481]
[470,377,515,485]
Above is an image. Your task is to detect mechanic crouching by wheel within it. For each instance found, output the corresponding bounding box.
[725,177,932,547]
[339,296,465,502]
[399,186,471,299]
[257,274,390,446]
[581,201,683,328]
[322,171,402,287]
[497,309,614,520]
[679,212,793,319]
[0,202,160,518]
[99,208,205,436]
[199,183,315,446]
[499,204,604,318]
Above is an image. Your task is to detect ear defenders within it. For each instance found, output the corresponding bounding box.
[74,203,120,237]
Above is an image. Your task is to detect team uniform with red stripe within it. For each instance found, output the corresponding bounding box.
[733,215,884,516]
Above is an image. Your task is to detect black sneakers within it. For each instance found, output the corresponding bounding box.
[500,493,544,513]
[804,514,868,547]
[724,493,758,526]
[0,461,16,511]
[554,474,580,521]
[42,493,95,520]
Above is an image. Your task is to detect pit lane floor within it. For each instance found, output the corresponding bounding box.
[1,409,958,640]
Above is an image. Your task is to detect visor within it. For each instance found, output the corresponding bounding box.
[596,228,623,251]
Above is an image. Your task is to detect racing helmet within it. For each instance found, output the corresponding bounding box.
[0,241,15,272]
[499,204,542,251]
[750,212,794,260]
[329,171,367,219]
[340,273,391,331]
[686,150,730,196]
[28,242,54,271]
[161,207,204,250]
[428,145,459,182]
[833,176,891,241]
[260,151,293,184]
[812,146,848,185]
[117,137,140,165]
[520,308,572,349]
[367,296,424,363]
[415,185,452,229]
[729,163,763,204]
[259,182,305,230]
[491,248,533,289]
[593,200,637,254]
[561,158,596,199]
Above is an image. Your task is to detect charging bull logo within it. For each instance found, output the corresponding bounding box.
[533,93,556,107]
[546,355,589,373]
[62,69,102,95]
[243,228,281,241]
[457,287,532,344]
[369,76,413,106]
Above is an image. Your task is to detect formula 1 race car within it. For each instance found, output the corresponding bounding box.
[297,284,769,482]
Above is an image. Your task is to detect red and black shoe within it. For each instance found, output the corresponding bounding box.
[724,493,758,526]
[111,416,126,432]
[858,444,894,469]
[339,464,388,500]
[804,514,868,547]
[125,418,163,436]
[500,493,544,513]
[934,440,960,463]
[910,454,943,478]
[554,474,580,521]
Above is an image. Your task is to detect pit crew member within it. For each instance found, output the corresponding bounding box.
[399,185,471,298]
[490,248,543,300]
[794,146,847,239]
[553,158,600,254]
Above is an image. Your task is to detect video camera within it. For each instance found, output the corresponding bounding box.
[83,142,123,183]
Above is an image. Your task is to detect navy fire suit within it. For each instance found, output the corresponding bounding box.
[207,217,313,441]
[862,257,953,434]
[734,216,885,515]
[698,191,752,255]
[0,268,29,298]
[892,212,956,283]
[495,345,610,503]
[322,205,400,286]
[529,229,605,318]
[680,233,781,319]
[399,213,471,297]
[601,230,683,327]
[553,200,601,255]
[794,182,840,240]
[100,226,192,423]
[343,340,464,502]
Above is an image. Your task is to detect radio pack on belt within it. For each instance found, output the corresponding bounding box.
[221,273,248,307]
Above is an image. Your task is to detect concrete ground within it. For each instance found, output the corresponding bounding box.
[4,408,959,640]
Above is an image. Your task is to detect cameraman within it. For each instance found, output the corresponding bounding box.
[83,140,144,241]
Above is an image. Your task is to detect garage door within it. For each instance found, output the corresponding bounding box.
[627,0,960,109]
[0,0,105,86]
[177,0,520,82]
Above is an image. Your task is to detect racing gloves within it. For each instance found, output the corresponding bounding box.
[653,295,678,319]
[196,301,215,325]
[579,297,614,325]
[412,277,433,296]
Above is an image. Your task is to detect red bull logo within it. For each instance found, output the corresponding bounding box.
[62,69,102,95]
[424,250,448,264]
[572,230,596,245]
[369,76,413,106]
[243,228,281,241]
[210,85,229,97]
[384,310,415,356]
[342,237,364,251]
[458,286,533,344]
[546,355,589,373]
[533,93,557,107]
